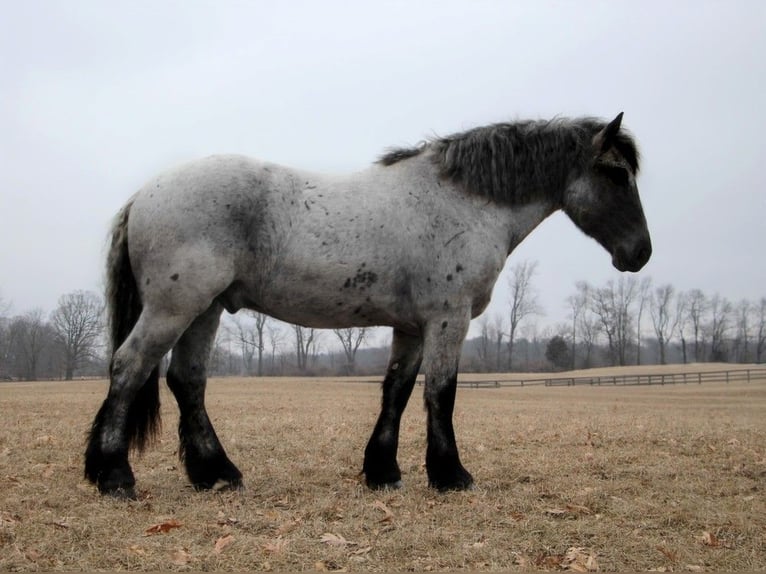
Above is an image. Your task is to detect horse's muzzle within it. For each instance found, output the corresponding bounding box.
[612,238,652,272]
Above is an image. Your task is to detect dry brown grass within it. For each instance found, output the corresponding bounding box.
[1,368,764,571]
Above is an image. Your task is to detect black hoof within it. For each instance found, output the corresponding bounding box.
[186,453,243,491]
[362,459,403,491]
[213,477,245,492]
[427,464,474,492]
[85,450,137,499]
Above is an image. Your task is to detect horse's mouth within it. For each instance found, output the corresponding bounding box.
[612,240,652,273]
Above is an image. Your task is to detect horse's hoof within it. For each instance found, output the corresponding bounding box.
[366,479,404,491]
[211,478,245,493]
[430,479,474,492]
[428,466,475,492]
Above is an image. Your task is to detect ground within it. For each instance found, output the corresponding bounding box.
[1,366,764,571]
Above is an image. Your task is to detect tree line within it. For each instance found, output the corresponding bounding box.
[1,265,764,381]
[470,263,766,372]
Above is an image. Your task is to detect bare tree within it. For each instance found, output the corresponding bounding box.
[755,298,766,363]
[506,260,541,370]
[475,315,492,372]
[707,294,732,362]
[225,311,269,375]
[0,293,11,379]
[50,290,104,380]
[686,289,707,362]
[578,305,600,369]
[267,322,287,375]
[731,300,753,363]
[674,291,690,364]
[9,310,52,380]
[567,281,590,370]
[589,276,638,366]
[491,315,505,372]
[649,284,676,365]
[333,327,368,374]
[293,324,319,372]
[635,277,652,365]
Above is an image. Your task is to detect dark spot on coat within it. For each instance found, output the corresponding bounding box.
[346,270,378,290]
[353,307,361,315]
[446,274,453,282]
[456,264,464,273]
[145,278,151,286]
[170,273,179,281]
[441,321,449,330]
[443,300,450,310]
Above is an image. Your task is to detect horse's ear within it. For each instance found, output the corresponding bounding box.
[592,112,624,153]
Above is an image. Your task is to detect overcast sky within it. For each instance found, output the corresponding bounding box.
[1,0,765,339]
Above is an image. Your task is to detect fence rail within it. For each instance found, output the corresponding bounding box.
[457,367,766,389]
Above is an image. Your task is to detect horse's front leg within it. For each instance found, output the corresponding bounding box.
[363,329,423,489]
[422,313,474,491]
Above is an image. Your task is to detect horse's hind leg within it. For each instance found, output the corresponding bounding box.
[363,329,423,489]
[166,302,243,491]
[85,310,192,498]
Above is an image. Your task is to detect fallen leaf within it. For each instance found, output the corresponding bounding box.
[51,519,70,529]
[263,537,289,554]
[535,553,564,569]
[275,518,302,536]
[563,547,599,571]
[656,544,677,562]
[544,508,568,517]
[170,548,192,565]
[127,545,146,556]
[320,532,356,547]
[145,519,182,535]
[512,552,530,568]
[315,560,347,572]
[214,534,234,554]
[700,531,720,547]
[352,546,372,556]
[372,499,394,523]
[566,503,593,516]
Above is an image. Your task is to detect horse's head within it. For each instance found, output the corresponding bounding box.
[563,113,651,272]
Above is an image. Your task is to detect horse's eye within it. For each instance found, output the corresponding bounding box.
[597,165,630,186]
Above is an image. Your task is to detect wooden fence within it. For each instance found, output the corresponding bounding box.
[457,367,766,389]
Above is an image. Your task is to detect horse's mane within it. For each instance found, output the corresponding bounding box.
[377,117,640,206]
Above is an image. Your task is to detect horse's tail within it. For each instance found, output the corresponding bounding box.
[104,197,161,452]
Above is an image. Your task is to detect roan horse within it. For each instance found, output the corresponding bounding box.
[85,113,651,498]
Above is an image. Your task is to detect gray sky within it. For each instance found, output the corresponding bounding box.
[2,0,765,337]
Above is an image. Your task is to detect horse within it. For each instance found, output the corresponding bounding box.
[85,113,651,498]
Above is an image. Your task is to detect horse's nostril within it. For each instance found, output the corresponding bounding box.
[635,242,652,265]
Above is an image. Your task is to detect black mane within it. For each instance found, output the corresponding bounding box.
[377,117,640,206]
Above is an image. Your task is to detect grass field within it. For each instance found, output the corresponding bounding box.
[1,366,764,571]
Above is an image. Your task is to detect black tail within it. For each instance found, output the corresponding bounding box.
[103,197,160,452]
